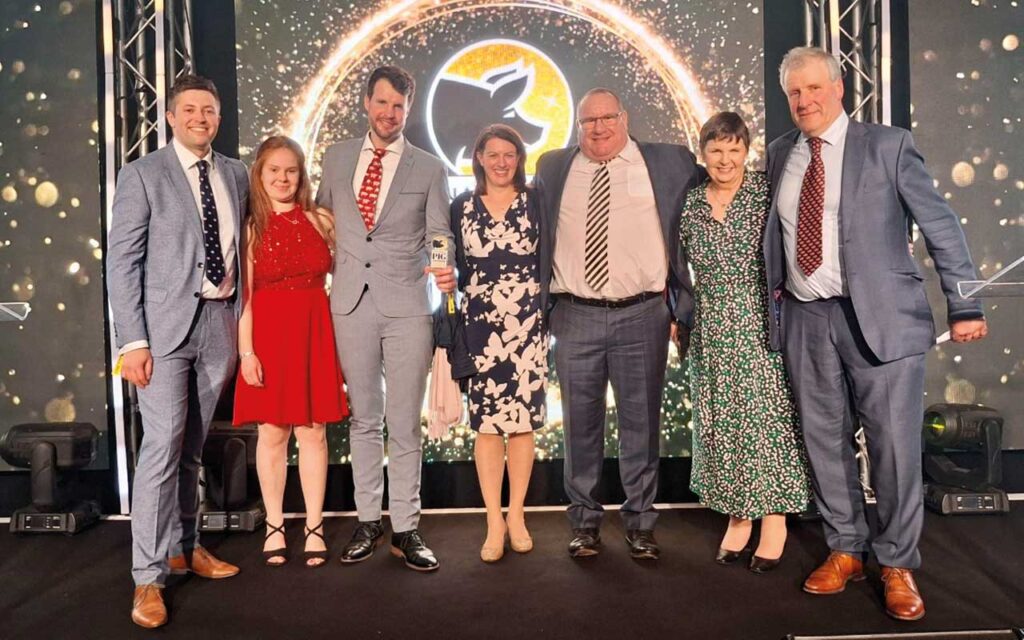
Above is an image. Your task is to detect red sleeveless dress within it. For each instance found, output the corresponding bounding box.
[233,205,348,425]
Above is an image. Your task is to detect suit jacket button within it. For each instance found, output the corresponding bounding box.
[194,292,200,298]
[365,262,371,268]
[197,262,204,269]
[366,237,372,242]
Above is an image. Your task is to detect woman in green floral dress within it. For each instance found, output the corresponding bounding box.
[680,112,811,573]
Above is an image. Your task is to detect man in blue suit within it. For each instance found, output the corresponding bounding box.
[108,75,248,628]
[765,47,988,621]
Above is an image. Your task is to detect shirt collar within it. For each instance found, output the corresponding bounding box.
[798,111,849,148]
[582,138,640,166]
[361,132,406,156]
[172,137,214,171]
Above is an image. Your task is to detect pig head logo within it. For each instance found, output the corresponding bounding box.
[426,39,574,176]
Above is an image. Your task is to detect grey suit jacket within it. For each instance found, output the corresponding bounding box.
[532,141,704,325]
[316,138,453,317]
[107,143,248,357]
[764,119,983,362]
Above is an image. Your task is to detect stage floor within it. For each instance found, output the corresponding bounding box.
[0,506,1021,639]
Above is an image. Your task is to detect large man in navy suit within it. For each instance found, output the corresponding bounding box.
[534,88,703,560]
[765,47,988,621]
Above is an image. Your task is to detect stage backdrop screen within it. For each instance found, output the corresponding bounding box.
[236,0,765,463]
[0,2,108,471]
[909,0,1024,449]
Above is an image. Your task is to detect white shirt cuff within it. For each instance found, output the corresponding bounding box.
[119,340,150,355]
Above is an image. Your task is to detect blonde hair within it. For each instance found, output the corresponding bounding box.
[247,136,315,252]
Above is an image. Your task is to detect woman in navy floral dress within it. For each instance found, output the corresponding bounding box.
[451,125,548,563]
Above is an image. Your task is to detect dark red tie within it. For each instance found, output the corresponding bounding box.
[357,148,387,230]
[796,137,824,276]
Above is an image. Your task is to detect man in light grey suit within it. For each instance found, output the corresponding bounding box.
[316,66,454,571]
[533,88,703,560]
[765,47,988,621]
[108,75,248,628]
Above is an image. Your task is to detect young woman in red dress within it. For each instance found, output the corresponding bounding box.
[233,136,348,568]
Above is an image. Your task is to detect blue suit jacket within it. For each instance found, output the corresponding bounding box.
[764,119,983,362]
[107,143,248,357]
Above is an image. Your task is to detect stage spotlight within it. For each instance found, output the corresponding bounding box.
[922,404,1010,515]
[198,423,265,532]
[0,423,101,533]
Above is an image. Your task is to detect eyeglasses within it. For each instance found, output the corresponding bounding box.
[578,112,623,129]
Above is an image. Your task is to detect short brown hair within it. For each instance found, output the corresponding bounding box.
[168,74,219,111]
[367,66,415,102]
[471,124,528,195]
[699,112,750,151]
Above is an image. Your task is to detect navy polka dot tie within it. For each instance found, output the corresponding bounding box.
[196,159,226,286]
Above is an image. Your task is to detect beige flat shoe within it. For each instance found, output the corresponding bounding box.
[507,517,533,553]
[480,540,505,563]
[509,533,533,553]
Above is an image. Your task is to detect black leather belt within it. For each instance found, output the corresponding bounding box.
[556,291,662,309]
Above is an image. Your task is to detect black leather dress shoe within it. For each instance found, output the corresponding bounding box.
[390,529,439,571]
[715,547,746,564]
[748,555,782,574]
[568,528,601,558]
[625,529,660,560]
[339,520,384,564]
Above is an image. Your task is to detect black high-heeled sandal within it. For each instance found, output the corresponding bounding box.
[263,521,288,566]
[303,521,328,568]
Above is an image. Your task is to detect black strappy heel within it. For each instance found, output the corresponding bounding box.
[303,521,328,568]
[263,521,288,566]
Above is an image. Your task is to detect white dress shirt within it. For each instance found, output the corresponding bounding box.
[352,133,405,216]
[551,139,667,299]
[119,139,237,355]
[777,111,849,301]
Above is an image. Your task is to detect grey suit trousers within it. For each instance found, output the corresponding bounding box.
[131,300,237,586]
[782,296,925,569]
[333,287,433,532]
[550,296,671,531]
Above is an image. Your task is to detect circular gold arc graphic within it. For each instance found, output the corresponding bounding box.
[286,0,712,166]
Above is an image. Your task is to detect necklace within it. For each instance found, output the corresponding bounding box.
[275,205,302,225]
[706,185,737,209]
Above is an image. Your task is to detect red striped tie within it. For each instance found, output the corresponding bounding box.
[796,137,825,276]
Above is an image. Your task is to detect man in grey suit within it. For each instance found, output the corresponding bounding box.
[316,66,454,571]
[765,47,988,621]
[107,75,248,628]
[533,88,703,560]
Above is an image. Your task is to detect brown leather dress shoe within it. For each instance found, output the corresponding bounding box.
[803,551,866,594]
[131,584,167,629]
[881,567,926,621]
[168,545,240,579]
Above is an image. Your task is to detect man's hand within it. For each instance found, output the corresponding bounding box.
[671,321,691,359]
[950,318,988,343]
[426,265,456,294]
[122,348,153,388]
[240,354,264,387]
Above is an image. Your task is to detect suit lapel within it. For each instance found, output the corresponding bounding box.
[163,145,204,241]
[374,147,413,230]
[635,142,673,245]
[340,140,361,215]
[548,146,577,232]
[768,131,798,215]
[214,151,243,253]
[839,121,867,235]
